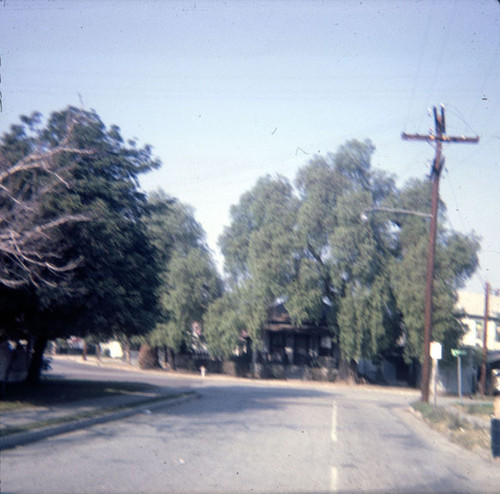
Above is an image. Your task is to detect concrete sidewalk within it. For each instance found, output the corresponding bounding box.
[0,389,199,451]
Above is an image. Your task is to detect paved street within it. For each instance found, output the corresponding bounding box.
[2,360,500,493]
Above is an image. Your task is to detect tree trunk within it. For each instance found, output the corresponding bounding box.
[1,341,20,396]
[26,336,48,384]
[338,357,359,384]
[82,339,88,361]
[250,340,257,378]
[124,339,131,365]
[166,346,176,371]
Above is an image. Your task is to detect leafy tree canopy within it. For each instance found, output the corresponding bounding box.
[218,174,299,346]
[146,191,223,353]
[0,110,93,288]
[0,107,162,381]
[217,139,479,367]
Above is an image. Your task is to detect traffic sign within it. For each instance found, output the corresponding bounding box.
[451,349,467,357]
[430,341,442,360]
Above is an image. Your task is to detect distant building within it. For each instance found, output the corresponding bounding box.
[457,290,500,352]
[100,340,124,359]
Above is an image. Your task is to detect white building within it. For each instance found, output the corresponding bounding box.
[100,340,124,359]
[457,290,500,351]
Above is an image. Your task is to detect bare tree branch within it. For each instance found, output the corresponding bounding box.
[0,147,93,183]
[0,113,94,288]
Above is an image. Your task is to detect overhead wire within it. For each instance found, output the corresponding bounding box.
[441,164,499,292]
[445,105,480,138]
[403,3,433,133]
[441,173,489,292]
[422,5,457,115]
[469,41,499,123]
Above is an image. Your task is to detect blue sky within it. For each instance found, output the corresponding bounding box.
[1,0,499,294]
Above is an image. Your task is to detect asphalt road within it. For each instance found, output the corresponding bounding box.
[2,360,499,493]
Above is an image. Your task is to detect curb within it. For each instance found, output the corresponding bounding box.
[0,392,200,451]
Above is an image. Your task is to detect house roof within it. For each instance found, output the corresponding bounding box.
[262,303,332,335]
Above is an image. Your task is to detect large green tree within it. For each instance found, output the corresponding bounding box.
[0,107,162,382]
[215,139,479,377]
[204,290,247,359]
[146,191,222,367]
[216,142,399,364]
[217,175,299,353]
[294,140,400,366]
[0,111,92,289]
[389,179,479,365]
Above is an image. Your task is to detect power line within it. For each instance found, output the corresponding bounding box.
[404,4,433,130]
[445,105,480,137]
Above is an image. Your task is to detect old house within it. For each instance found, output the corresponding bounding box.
[255,303,337,380]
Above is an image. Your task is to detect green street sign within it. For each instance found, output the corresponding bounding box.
[451,349,467,357]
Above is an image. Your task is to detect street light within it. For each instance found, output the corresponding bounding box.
[360,206,432,222]
[361,206,434,403]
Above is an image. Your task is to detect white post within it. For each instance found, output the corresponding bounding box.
[430,342,442,407]
[457,355,462,402]
[430,358,438,407]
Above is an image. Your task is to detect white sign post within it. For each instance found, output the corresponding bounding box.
[451,349,467,402]
[430,342,442,407]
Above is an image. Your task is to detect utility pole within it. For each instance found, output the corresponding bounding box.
[402,105,479,403]
[480,281,491,396]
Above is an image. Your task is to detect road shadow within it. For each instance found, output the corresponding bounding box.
[120,383,339,439]
[41,381,339,447]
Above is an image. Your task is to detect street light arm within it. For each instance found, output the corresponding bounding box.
[361,206,433,221]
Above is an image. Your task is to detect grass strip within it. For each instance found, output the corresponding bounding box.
[454,402,493,417]
[411,401,490,452]
[0,379,159,412]
[1,392,192,437]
